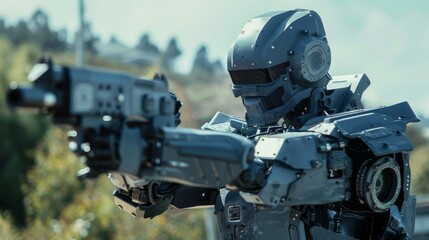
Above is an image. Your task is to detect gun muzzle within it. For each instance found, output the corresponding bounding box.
[7,86,57,108]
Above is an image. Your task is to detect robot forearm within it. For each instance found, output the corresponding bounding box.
[110,125,257,191]
[107,126,258,218]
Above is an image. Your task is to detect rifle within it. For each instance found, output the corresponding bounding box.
[8,59,177,179]
[7,59,256,218]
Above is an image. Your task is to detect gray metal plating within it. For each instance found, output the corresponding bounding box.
[7,8,419,240]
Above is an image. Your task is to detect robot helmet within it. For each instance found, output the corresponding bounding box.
[228,9,331,126]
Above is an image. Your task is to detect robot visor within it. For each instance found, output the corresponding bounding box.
[229,63,288,85]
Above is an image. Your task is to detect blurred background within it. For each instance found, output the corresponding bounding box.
[0,0,428,239]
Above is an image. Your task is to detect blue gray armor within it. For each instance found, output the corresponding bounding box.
[7,9,418,240]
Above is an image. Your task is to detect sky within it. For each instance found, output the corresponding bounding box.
[1,0,429,117]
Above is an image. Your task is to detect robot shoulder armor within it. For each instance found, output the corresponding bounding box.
[325,73,370,112]
[304,102,419,156]
[255,131,322,169]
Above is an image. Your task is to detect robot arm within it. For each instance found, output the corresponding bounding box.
[111,124,256,188]
[106,124,266,218]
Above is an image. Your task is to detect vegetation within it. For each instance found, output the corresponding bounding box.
[0,36,50,225]
[408,126,429,193]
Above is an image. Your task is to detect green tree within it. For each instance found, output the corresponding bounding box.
[0,9,67,52]
[29,9,66,51]
[161,38,181,70]
[191,45,213,74]
[0,37,49,225]
[136,33,160,55]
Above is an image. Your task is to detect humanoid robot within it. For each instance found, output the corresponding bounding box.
[7,9,418,240]
[108,9,417,239]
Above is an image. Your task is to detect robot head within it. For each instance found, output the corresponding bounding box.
[228,9,331,126]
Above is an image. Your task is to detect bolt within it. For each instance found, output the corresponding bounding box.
[345,192,351,201]
[315,161,322,168]
[117,94,125,103]
[351,100,359,107]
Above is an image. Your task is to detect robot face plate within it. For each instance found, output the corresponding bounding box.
[230,74,314,126]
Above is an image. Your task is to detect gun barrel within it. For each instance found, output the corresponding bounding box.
[7,87,57,108]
